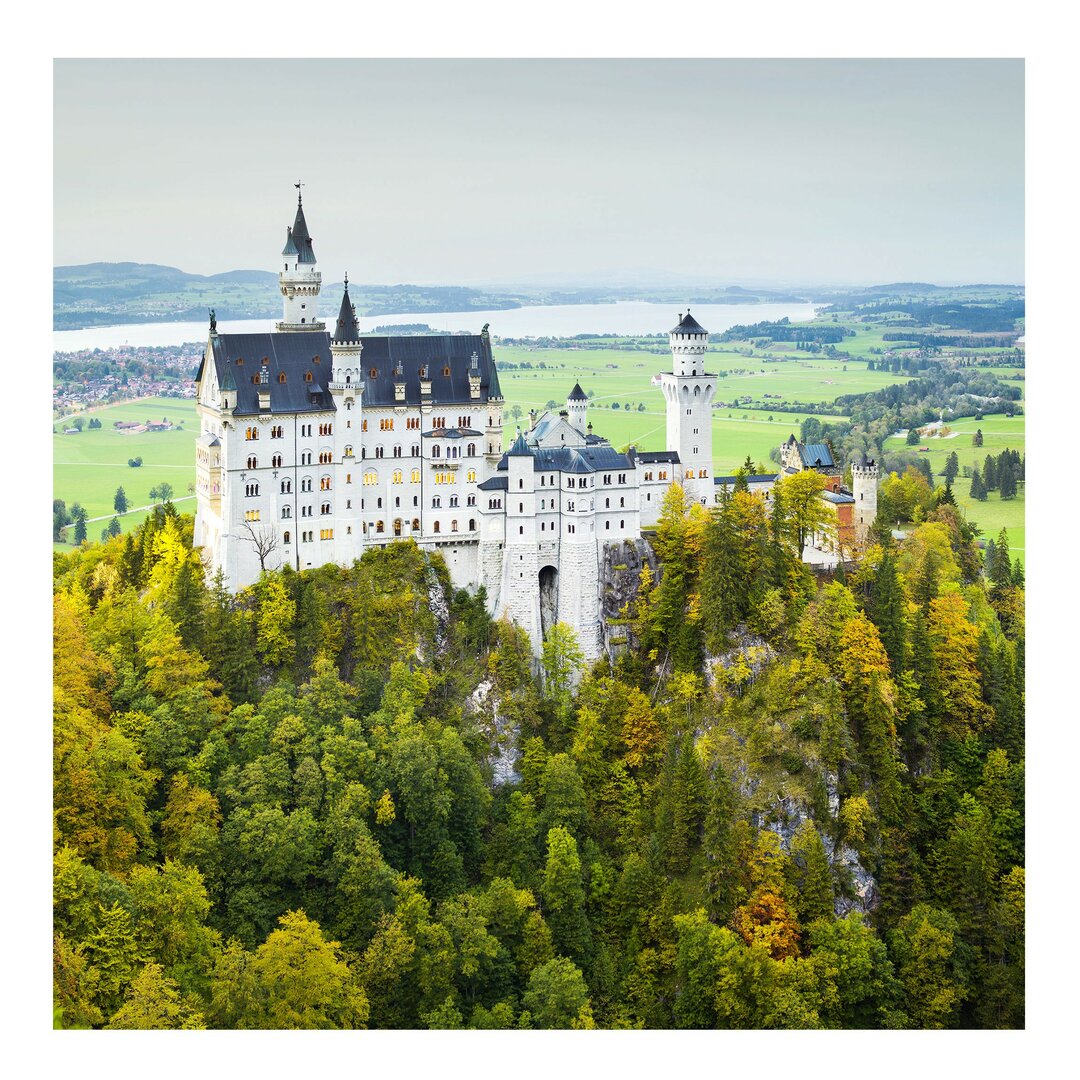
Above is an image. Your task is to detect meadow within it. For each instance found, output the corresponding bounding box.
[885,413,1026,562]
[53,396,199,546]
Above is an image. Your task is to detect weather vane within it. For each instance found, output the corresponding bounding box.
[295,179,304,204]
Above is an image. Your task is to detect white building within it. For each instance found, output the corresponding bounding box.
[197,190,863,661]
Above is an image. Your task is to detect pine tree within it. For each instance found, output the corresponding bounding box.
[114,487,129,515]
[943,452,960,486]
[983,453,998,491]
[972,429,983,448]
[866,551,907,676]
[998,459,1017,500]
[969,467,987,501]
[991,530,1012,591]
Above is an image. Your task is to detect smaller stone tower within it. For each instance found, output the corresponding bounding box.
[851,451,879,543]
[566,382,588,435]
[277,184,325,332]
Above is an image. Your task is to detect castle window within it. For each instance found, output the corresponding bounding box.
[245,427,258,441]
[305,371,313,382]
[278,372,286,383]
[376,520,384,534]
[686,469,694,479]
[443,367,451,377]
[450,495,458,508]
[393,445,402,457]
[605,498,610,508]
[433,417,446,429]
[620,497,625,508]
[375,447,384,459]
[660,470,668,480]
[380,418,394,431]
[236,357,243,365]
[282,506,291,519]
[467,443,476,457]
[272,426,283,438]
[605,521,610,530]
[321,502,331,515]
[412,518,420,531]
[321,475,332,491]
[519,526,524,535]
[280,479,291,494]
[699,469,707,478]
[469,519,475,531]
[247,455,258,469]
[451,520,458,532]
[320,423,333,436]
[433,497,441,508]
[319,451,332,465]
[393,470,403,484]
[362,419,368,432]
[407,417,420,430]
[433,521,440,534]
[411,469,420,483]
[645,471,653,481]
[618,474,626,484]
[244,509,260,522]
[620,519,625,529]
[245,483,259,497]
[283,531,291,544]
[272,454,283,468]
[377,498,383,509]
[344,445,354,458]
[320,528,334,540]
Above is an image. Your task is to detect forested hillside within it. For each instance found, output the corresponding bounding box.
[52,484,1024,1029]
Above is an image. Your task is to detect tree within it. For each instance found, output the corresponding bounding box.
[521,957,592,1028]
[53,499,72,542]
[105,962,206,1029]
[775,470,832,558]
[71,503,88,545]
[114,486,129,515]
[252,910,369,1029]
[972,428,983,447]
[73,416,85,431]
[239,519,281,574]
[969,467,987,501]
[942,451,959,486]
[888,904,969,1029]
[906,427,921,446]
[541,827,592,966]
[787,821,834,925]
[998,458,1017,500]
[149,482,175,504]
[540,622,583,727]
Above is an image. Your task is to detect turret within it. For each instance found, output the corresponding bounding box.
[851,451,879,542]
[277,183,325,332]
[566,382,588,435]
[668,310,709,377]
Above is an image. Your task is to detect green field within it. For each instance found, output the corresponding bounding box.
[53,397,199,548]
[886,413,1026,563]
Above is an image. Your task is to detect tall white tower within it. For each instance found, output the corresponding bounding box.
[329,277,364,562]
[277,183,325,332]
[658,311,716,504]
[566,382,588,435]
[851,451,879,544]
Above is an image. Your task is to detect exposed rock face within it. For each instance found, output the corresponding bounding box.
[598,538,658,661]
[704,626,776,688]
[467,678,521,788]
[421,556,450,660]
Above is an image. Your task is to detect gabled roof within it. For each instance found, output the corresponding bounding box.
[821,490,855,504]
[478,475,508,491]
[671,310,707,335]
[799,442,835,468]
[497,444,635,475]
[568,382,588,402]
[636,450,680,464]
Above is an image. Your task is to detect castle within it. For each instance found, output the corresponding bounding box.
[195,190,878,660]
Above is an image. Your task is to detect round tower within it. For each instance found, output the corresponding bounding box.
[277,183,325,332]
[566,381,588,435]
[851,451,879,542]
[658,310,716,504]
[668,310,709,377]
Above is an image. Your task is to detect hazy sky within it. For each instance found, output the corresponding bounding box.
[54,59,1023,286]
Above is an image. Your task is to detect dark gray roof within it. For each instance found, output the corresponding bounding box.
[203,329,504,415]
[422,427,484,438]
[821,490,855,504]
[568,382,588,402]
[292,198,316,264]
[636,450,680,464]
[332,287,359,344]
[478,475,508,491]
[282,228,299,257]
[671,311,707,335]
[508,432,533,457]
[497,444,634,474]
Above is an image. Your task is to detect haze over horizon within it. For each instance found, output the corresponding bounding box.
[54,59,1024,287]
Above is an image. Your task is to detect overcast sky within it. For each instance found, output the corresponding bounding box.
[53,59,1023,287]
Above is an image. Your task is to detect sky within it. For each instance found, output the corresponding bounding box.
[53,58,1024,287]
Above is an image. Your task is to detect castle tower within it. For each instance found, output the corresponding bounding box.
[330,277,364,562]
[500,433,542,651]
[658,310,716,504]
[566,382,588,435]
[851,451,879,543]
[277,184,325,332]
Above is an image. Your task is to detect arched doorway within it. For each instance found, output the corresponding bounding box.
[539,565,558,640]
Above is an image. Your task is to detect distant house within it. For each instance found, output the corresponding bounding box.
[64,427,80,435]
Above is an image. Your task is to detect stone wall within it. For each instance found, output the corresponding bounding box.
[598,537,659,661]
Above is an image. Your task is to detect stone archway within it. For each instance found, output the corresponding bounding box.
[538,564,558,640]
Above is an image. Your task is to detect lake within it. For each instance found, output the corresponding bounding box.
[53,300,820,352]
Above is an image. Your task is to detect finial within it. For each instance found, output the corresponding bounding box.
[344,271,349,290]
[209,308,216,334]
[295,180,304,205]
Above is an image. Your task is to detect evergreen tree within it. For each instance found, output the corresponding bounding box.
[866,552,906,676]
[983,454,998,491]
[972,429,983,447]
[998,459,1017,500]
[990,530,1012,592]
[114,487,129,515]
[942,452,960,486]
[969,467,987,501]
[71,504,88,545]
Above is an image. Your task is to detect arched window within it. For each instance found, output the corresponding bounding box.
[469,519,476,531]
[282,506,291,518]
[283,530,291,544]
[304,371,313,382]
[376,519,384,534]
[245,426,258,440]
[278,372,286,383]
[411,469,420,482]
[393,470,403,484]
[272,453,282,468]
[320,475,332,491]
[467,443,476,457]
[343,445,353,458]
[280,479,291,494]
[451,519,458,532]
[247,455,257,468]
[433,521,441,534]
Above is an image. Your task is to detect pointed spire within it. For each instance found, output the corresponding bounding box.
[568,381,588,402]
[290,185,316,264]
[332,281,359,345]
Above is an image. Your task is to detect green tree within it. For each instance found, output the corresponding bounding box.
[905,427,921,446]
[775,470,833,558]
[972,428,983,447]
[252,910,369,1029]
[889,904,970,1029]
[521,956,592,1029]
[114,486,129,515]
[969,467,987,501]
[72,503,88,545]
[942,451,959,486]
[105,962,206,1029]
[541,827,592,967]
[787,821,834,926]
[540,622,584,728]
